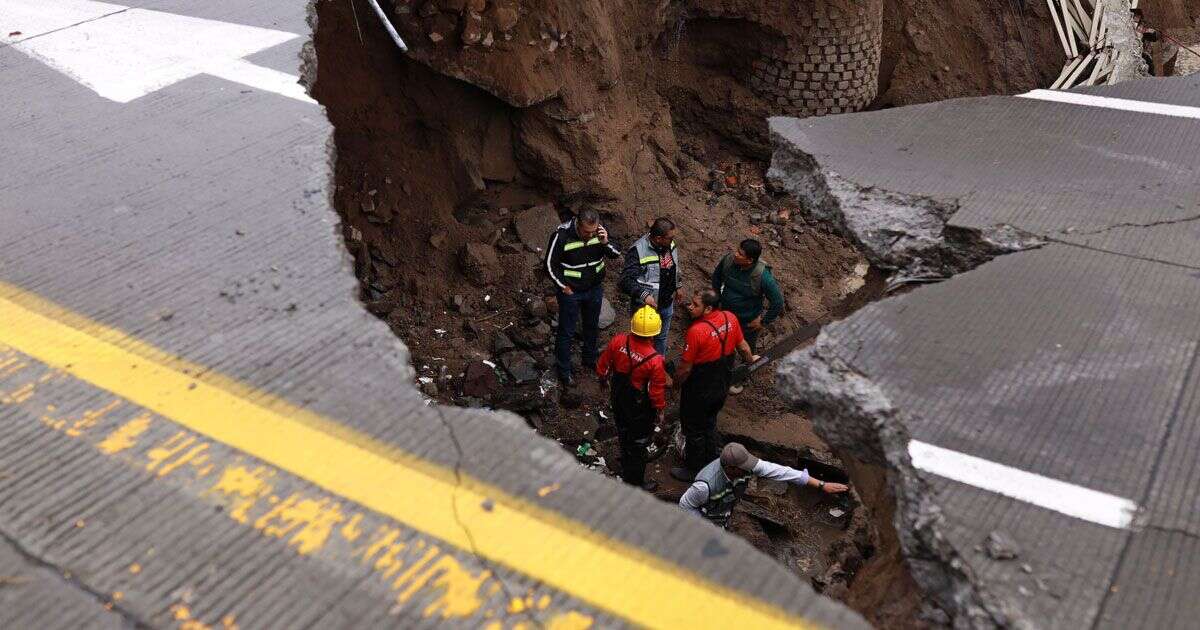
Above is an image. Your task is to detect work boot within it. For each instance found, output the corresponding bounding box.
[670,466,695,482]
[728,383,744,395]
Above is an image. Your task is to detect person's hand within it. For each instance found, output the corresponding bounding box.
[597,225,609,244]
[822,482,849,494]
[749,354,762,364]
[747,316,763,331]
[643,294,658,308]
[561,286,574,296]
[674,289,685,305]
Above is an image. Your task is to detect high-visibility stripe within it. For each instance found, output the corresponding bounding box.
[562,241,586,251]
[639,255,659,265]
[594,262,605,273]
[563,269,583,278]
[586,237,601,246]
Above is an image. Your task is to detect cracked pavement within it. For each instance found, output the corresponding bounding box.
[771,74,1200,628]
[0,0,867,628]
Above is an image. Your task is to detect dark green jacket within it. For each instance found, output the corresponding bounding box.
[710,254,784,326]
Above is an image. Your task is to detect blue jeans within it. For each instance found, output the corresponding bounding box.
[654,302,673,356]
[556,284,603,379]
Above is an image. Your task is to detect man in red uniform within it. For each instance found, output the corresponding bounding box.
[670,289,759,481]
[597,305,670,491]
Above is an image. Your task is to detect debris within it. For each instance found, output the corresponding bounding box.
[428,32,444,42]
[8,31,21,37]
[575,441,594,458]
[984,531,1020,560]
[536,483,561,497]
[418,377,439,397]
[459,242,503,287]
[461,13,484,45]
[513,203,559,252]
[500,351,540,384]
[480,498,494,511]
[749,212,764,224]
[489,5,519,32]
[724,174,738,187]
[461,360,500,398]
[429,230,448,250]
[525,296,548,319]
[829,508,846,518]
[1020,563,1033,574]
[449,294,472,314]
[491,331,516,355]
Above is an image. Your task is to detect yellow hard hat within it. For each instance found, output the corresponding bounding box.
[631,305,662,337]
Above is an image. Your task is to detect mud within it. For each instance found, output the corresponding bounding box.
[309,0,1192,626]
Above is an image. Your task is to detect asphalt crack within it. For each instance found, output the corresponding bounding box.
[1059,212,1200,237]
[428,403,542,628]
[0,524,150,628]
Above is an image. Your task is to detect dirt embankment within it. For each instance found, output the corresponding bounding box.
[308,0,1122,626]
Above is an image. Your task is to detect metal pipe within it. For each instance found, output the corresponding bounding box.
[364,0,408,52]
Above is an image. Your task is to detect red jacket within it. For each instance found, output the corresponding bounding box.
[682,309,743,365]
[596,333,668,410]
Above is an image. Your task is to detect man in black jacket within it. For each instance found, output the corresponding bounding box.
[545,208,621,385]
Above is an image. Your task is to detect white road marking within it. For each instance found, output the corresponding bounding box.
[1019,89,1200,120]
[0,0,315,104]
[908,439,1139,529]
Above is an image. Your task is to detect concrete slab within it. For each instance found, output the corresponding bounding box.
[771,77,1200,627]
[0,1,862,628]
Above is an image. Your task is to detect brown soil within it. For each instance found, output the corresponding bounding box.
[311,0,1183,626]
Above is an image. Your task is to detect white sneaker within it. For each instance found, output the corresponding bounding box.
[728,384,744,395]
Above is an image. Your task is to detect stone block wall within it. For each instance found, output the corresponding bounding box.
[749,0,883,117]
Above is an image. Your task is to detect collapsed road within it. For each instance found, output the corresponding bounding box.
[2,0,1199,628]
[0,0,868,628]
[772,75,1200,628]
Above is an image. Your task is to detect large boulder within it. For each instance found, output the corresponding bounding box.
[512,203,561,253]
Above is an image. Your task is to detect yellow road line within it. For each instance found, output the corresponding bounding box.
[0,281,821,630]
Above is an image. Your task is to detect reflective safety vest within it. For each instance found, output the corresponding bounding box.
[630,234,680,302]
[545,219,619,291]
[695,458,749,528]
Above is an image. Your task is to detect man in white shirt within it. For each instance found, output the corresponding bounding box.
[679,442,849,527]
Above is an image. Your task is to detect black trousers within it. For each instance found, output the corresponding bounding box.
[679,360,731,472]
[611,375,653,486]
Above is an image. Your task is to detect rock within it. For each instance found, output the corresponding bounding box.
[467,0,487,13]
[771,208,790,224]
[448,294,470,313]
[488,4,519,31]
[461,361,499,399]
[429,230,448,250]
[462,319,482,339]
[984,531,1020,560]
[428,31,444,43]
[418,1,439,18]
[749,212,764,224]
[525,297,548,319]
[497,240,521,254]
[512,203,560,253]
[512,321,551,349]
[491,331,516,355]
[461,13,483,45]
[709,178,726,194]
[459,242,502,287]
[501,351,540,384]
[418,378,439,397]
[598,296,616,329]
